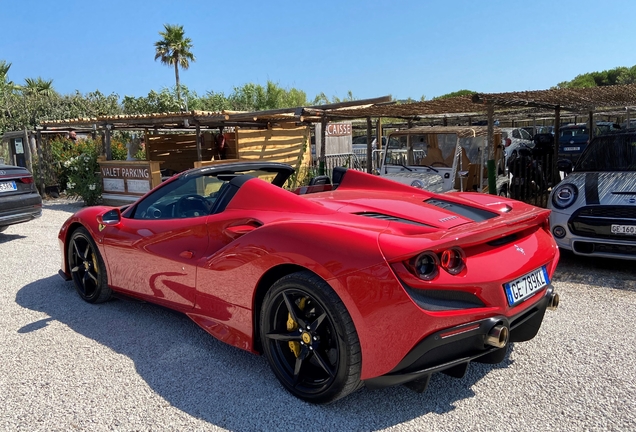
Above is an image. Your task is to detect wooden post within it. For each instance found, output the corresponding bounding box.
[36,129,45,197]
[627,108,631,129]
[406,119,414,165]
[195,122,202,161]
[553,107,561,176]
[23,129,32,173]
[319,116,327,175]
[104,124,112,160]
[376,118,382,149]
[487,103,496,195]
[366,117,373,173]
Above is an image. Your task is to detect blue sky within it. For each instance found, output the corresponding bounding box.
[3,0,636,101]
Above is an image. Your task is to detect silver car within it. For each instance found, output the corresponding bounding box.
[548,131,636,260]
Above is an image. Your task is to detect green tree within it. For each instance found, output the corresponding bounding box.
[154,24,196,107]
[433,89,475,99]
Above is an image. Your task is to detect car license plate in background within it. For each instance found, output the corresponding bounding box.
[504,266,549,306]
[564,146,580,151]
[611,224,636,235]
[0,181,17,192]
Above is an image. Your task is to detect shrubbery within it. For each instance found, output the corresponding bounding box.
[43,135,132,205]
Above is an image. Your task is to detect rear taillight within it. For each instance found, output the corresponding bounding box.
[441,248,466,275]
[19,176,34,184]
[405,252,439,281]
[505,138,512,147]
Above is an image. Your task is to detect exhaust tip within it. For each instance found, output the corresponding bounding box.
[547,292,560,311]
[485,325,509,348]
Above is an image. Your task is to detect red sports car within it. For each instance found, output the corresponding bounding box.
[58,161,560,404]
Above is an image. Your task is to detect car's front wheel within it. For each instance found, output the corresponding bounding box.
[67,227,111,303]
[260,271,362,404]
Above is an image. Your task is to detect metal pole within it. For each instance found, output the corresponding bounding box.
[588,111,594,140]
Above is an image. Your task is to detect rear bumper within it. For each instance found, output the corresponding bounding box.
[364,285,555,390]
[0,193,42,227]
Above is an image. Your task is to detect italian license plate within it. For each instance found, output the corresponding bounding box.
[0,181,17,192]
[564,146,580,151]
[504,266,549,306]
[611,224,636,235]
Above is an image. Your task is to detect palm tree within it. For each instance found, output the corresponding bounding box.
[154,24,195,107]
[22,77,55,97]
[21,77,55,127]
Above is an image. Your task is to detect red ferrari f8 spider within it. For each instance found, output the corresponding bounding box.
[59,161,560,403]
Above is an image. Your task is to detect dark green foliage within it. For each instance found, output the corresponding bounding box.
[433,89,475,99]
[555,65,636,89]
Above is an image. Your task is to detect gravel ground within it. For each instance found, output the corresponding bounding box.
[1,199,635,431]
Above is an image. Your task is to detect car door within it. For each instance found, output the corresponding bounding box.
[101,174,221,309]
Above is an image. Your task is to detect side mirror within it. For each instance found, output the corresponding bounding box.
[557,159,573,174]
[97,208,121,226]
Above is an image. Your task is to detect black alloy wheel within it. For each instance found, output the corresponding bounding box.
[67,227,111,303]
[260,271,362,404]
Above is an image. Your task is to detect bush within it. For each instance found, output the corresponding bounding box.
[63,150,102,206]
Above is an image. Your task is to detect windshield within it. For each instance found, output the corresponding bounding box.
[560,126,588,138]
[384,134,457,167]
[575,134,636,172]
[383,133,488,168]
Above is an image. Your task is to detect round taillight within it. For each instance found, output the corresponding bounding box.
[505,138,512,147]
[408,252,439,281]
[441,248,465,275]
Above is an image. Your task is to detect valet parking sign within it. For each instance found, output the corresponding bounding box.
[101,164,152,195]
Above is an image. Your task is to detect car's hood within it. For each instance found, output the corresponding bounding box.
[553,171,636,207]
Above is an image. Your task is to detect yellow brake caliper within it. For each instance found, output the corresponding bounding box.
[287,297,306,357]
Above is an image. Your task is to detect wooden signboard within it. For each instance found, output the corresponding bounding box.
[98,160,162,205]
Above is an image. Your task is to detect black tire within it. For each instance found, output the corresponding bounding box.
[0,226,7,233]
[67,227,112,303]
[260,271,362,404]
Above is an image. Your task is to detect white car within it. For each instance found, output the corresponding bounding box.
[501,127,534,159]
[548,130,636,260]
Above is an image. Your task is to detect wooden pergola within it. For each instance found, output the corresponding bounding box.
[38,84,636,194]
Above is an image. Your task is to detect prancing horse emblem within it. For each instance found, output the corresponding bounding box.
[514,244,525,255]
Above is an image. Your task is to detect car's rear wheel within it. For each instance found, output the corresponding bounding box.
[67,227,111,303]
[260,271,362,404]
[0,226,7,233]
